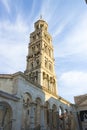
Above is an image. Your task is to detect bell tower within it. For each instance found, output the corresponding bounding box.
[25,18,57,95]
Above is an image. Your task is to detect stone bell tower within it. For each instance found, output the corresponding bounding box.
[25,18,57,95]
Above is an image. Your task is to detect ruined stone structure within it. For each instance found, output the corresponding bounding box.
[0,18,80,130]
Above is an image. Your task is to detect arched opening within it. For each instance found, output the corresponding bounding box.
[59,106,64,130]
[35,97,42,128]
[0,102,12,130]
[22,92,32,130]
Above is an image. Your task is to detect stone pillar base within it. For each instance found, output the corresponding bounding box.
[0,127,3,130]
[29,128,35,130]
[40,126,46,130]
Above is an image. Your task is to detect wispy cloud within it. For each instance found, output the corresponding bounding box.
[58,71,87,103]
[0,13,29,73]
[54,11,87,58]
[0,42,27,73]
[1,0,10,13]
[0,14,28,33]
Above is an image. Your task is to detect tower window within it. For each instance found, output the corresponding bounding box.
[40,24,44,28]
[32,46,35,51]
[35,71,38,82]
[48,49,51,57]
[49,62,52,71]
[45,58,48,68]
[37,32,40,38]
[36,25,39,29]
[31,62,33,69]
[33,35,36,40]
[48,38,50,43]
[27,109,29,115]
[36,59,39,66]
[37,44,40,50]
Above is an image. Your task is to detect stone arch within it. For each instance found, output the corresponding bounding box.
[44,101,50,109]
[52,104,57,111]
[35,97,42,105]
[35,97,42,127]
[35,94,44,104]
[59,106,63,116]
[0,101,12,130]
[22,92,32,130]
[23,92,32,107]
[64,108,68,114]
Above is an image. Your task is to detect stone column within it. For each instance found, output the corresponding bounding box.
[49,109,53,130]
[62,113,65,130]
[29,102,36,130]
[0,127,3,130]
[53,111,56,129]
[40,105,46,130]
[77,112,82,130]
[56,111,60,130]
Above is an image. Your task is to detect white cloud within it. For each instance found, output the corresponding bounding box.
[0,42,27,73]
[0,14,30,73]
[1,0,10,13]
[0,15,29,33]
[58,71,87,102]
[54,11,87,58]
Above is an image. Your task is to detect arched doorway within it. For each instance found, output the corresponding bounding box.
[0,102,12,130]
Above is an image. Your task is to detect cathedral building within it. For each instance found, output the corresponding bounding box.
[0,18,81,130]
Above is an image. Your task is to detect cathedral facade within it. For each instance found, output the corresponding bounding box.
[0,19,80,130]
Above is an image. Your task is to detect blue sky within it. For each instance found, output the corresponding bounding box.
[0,0,87,103]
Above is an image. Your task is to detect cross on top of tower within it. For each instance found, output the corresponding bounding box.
[40,15,42,20]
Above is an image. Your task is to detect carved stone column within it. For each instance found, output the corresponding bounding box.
[40,105,46,130]
[53,111,56,129]
[56,111,60,130]
[29,102,36,130]
[62,113,65,130]
[77,112,82,130]
[49,109,53,130]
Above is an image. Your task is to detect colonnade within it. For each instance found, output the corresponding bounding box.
[0,95,77,130]
[22,100,73,130]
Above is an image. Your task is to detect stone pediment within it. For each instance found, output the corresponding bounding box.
[74,94,87,105]
[79,99,87,106]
